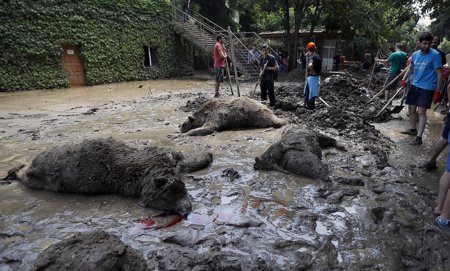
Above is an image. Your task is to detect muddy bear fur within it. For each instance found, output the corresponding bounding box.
[254,125,344,179]
[180,97,288,136]
[8,138,213,215]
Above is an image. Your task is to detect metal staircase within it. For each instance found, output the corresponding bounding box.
[172,6,262,79]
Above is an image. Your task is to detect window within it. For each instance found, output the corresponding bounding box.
[322,39,336,70]
[144,46,158,67]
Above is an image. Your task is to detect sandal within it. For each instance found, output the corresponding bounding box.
[436,216,450,229]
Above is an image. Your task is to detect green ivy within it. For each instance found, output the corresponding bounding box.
[0,0,193,92]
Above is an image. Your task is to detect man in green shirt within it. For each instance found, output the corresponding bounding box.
[376,43,407,101]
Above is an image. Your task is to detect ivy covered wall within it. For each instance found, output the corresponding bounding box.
[0,0,193,91]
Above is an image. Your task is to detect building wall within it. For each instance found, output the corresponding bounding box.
[0,0,193,91]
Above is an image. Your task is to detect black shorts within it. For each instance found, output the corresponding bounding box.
[405,85,434,109]
[443,111,450,139]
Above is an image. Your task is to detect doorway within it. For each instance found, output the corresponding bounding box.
[61,45,86,86]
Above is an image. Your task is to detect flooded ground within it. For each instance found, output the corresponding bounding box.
[1,75,450,270]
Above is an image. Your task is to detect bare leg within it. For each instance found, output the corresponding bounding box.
[441,189,450,220]
[417,107,427,137]
[429,137,448,162]
[437,172,450,214]
[215,82,220,97]
[408,105,418,130]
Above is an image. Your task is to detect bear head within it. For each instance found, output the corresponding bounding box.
[140,176,193,216]
[180,115,204,133]
[18,165,63,192]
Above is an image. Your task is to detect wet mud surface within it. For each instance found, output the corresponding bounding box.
[1,74,450,270]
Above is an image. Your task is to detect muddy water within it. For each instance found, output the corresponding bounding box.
[0,79,209,113]
[0,79,448,270]
[0,79,315,270]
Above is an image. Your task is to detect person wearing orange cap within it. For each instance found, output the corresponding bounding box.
[303,42,322,110]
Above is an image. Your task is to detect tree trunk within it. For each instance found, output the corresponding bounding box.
[309,0,323,35]
[292,0,308,72]
[283,0,291,71]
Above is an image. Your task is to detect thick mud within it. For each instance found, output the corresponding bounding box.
[1,74,449,270]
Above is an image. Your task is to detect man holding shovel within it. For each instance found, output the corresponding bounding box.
[259,44,279,107]
[401,32,443,145]
[304,42,322,111]
[375,43,407,102]
[213,34,227,97]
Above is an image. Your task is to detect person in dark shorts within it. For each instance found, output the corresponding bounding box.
[400,32,443,145]
[421,84,450,170]
[213,34,227,97]
[422,112,450,170]
[435,126,450,230]
[259,44,279,107]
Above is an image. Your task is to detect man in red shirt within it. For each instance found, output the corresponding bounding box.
[214,34,227,97]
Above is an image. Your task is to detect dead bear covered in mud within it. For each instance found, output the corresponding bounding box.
[254,125,345,179]
[5,138,212,216]
[180,97,288,136]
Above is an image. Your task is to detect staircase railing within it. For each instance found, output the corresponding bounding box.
[233,32,288,73]
[172,5,260,78]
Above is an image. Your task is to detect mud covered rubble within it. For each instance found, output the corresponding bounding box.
[1,75,450,270]
[165,87,449,269]
[181,72,393,169]
[34,168,449,270]
[33,231,147,271]
[274,72,394,169]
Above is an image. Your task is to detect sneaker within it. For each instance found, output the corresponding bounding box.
[436,216,450,229]
[421,161,438,171]
[409,137,422,145]
[400,129,417,136]
[434,208,441,217]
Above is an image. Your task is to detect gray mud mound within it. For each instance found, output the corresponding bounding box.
[319,74,391,121]
[268,72,393,168]
[146,247,280,271]
[13,138,213,215]
[274,73,391,121]
[255,125,341,179]
[302,106,391,168]
[34,231,147,271]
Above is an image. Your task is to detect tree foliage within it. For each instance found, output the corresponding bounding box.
[192,0,450,59]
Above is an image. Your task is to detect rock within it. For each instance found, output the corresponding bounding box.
[34,231,147,271]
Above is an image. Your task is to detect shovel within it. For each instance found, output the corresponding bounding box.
[366,66,410,104]
[251,77,260,98]
[388,87,407,114]
[367,49,380,91]
[366,85,405,119]
[251,62,267,98]
[225,58,234,96]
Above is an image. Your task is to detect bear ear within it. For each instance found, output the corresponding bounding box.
[188,116,195,122]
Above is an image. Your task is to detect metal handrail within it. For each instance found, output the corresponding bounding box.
[233,31,287,71]
[172,5,260,76]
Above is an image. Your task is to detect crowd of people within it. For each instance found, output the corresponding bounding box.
[210,30,450,231]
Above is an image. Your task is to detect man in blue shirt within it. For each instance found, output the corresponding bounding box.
[401,32,443,145]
